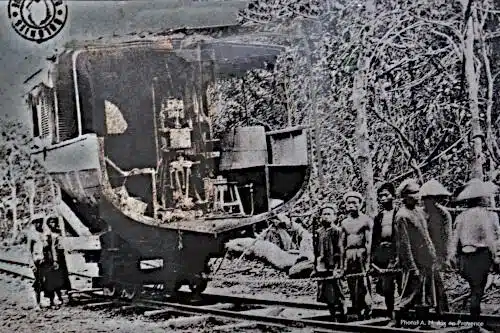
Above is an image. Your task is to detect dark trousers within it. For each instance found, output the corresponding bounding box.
[429,271,448,314]
[373,243,399,316]
[459,247,492,318]
[379,275,396,315]
[345,249,371,316]
[32,260,44,304]
[397,269,426,312]
[317,275,346,321]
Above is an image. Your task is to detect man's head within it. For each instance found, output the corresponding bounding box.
[377,182,395,209]
[33,218,44,232]
[46,217,59,233]
[320,204,337,227]
[397,179,421,208]
[343,191,364,215]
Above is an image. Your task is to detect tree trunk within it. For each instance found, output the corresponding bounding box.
[300,21,325,198]
[462,0,484,180]
[10,185,18,239]
[28,182,35,222]
[225,238,298,270]
[353,0,377,218]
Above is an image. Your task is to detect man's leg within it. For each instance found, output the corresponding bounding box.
[433,272,449,314]
[384,276,395,318]
[346,277,357,314]
[460,250,491,319]
[33,262,42,307]
[55,289,63,304]
[46,291,55,306]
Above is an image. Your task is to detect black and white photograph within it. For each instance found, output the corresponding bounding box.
[1,0,500,332]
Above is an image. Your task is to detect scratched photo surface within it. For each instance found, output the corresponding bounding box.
[2,1,500,332]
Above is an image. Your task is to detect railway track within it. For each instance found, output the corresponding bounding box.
[0,255,494,332]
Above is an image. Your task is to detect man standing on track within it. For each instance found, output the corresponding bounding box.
[371,182,399,319]
[449,179,500,319]
[28,218,46,309]
[340,191,373,320]
[47,217,71,302]
[394,179,437,313]
[315,203,346,322]
[420,179,452,314]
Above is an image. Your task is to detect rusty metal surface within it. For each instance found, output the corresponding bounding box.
[220,126,268,170]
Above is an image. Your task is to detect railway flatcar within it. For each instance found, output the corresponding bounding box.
[27,26,309,299]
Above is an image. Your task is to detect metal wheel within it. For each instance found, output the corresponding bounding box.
[103,284,120,298]
[120,284,142,301]
[189,278,208,295]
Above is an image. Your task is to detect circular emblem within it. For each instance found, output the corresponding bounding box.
[7,0,68,43]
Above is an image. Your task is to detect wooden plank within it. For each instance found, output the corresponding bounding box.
[57,201,92,236]
[211,322,258,331]
[144,303,234,317]
[82,301,115,309]
[162,315,212,328]
[351,318,390,326]
[68,288,102,295]
[61,236,101,251]
[143,308,173,317]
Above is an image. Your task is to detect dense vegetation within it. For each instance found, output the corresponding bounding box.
[211,0,500,218]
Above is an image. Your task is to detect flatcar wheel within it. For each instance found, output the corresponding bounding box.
[189,278,208,295]
[103,285,120,298]
[120,285,142,301]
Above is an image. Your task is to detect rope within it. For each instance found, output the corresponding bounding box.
[212,250,229,275]
[204,268,403,286]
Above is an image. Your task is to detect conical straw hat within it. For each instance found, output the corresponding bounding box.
[456,178,498,201]
[419,179,451,197]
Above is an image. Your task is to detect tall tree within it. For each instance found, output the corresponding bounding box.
[353,0,377,217]
[0,120,55,239]
[462,0,485,180]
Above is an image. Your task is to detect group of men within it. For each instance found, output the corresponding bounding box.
[315,178,500,324]
[28,216,70,309]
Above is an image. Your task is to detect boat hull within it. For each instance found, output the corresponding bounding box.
[33,132,309,291]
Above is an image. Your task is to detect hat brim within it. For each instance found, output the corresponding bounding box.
[456,181,498,201]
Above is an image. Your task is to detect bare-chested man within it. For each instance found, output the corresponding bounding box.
[340,191,373,320]
[372,182,399,319]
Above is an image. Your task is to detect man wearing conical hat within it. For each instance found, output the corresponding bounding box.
[394,179,438,313]
[315,203,346,322]
[448,179,500,319]
[420,179,452,314]
[339,191,373,320]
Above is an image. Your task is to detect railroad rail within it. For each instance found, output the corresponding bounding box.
[0,255,494,332]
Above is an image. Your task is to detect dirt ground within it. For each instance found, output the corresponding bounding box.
[1,245,500,332]
[0,246,320,332]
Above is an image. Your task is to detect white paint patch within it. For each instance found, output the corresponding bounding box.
[105,100,128,134]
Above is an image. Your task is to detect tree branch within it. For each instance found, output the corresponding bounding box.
[389,129,471,183]
[422,131,450,165]
[371,92,418,157]
[380,145,395,179]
